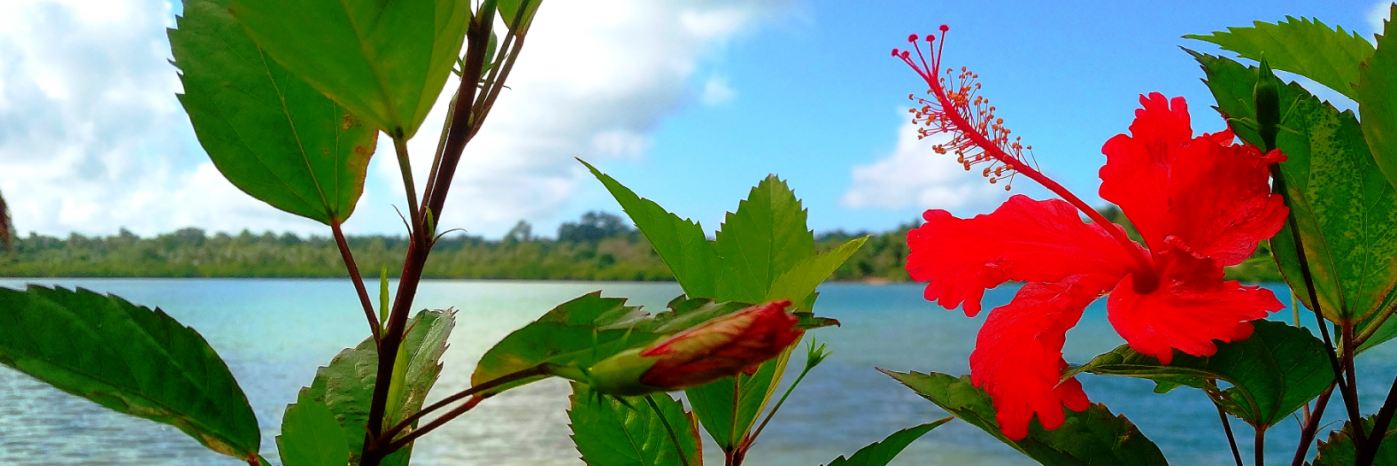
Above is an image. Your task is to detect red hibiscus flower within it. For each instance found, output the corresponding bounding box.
[894,28,1288,440]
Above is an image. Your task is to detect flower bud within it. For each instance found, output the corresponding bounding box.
[586,300,803,396]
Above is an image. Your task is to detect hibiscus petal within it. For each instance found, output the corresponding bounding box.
[1099,93,1192,252]
[969,276,1109,440]
[1160,137,1287,266]
[1107,247,1284,364]
[907,195,1137,316]
[1099,94,1287,265]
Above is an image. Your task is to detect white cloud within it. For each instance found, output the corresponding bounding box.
[701,76,736,105]
[376,0,787,237]
[1370,1,1391,36]
[841,118,1008,212]
[0,0,785,238]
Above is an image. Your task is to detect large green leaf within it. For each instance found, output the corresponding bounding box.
[1186,15,1374,100]
[1359,6,1397,200]
[714,175,816,303]
[1311,416,1397,466]
[584,160,721,298]
[1068,321,1330,429]
[1196,52,1397,324]
[823,420,948,466]
[568,383,702,466]
[299,309,455,466]
[883,370,1167,466]
[277,391,350,466]
[0,286,259,460]
[471,292,659,394]
[227,0,474,138]
[768,237,867,312]
[170,0,379,225]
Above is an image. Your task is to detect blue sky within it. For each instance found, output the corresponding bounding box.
[0,0,1382,239]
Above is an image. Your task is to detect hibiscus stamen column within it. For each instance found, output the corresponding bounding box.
[893,27,1159,291]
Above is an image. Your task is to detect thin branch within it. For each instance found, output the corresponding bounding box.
[382,396,483,453]
[376,364,554,446]
[1340,322,1369,450]
[331,221,380,343]
[1356,374,1397,466]
[1255,427,1266,466]
[1217,403,1244,466]
[1292,383,1335,466]
[646,395,692,466]
[392,137,421,240]
[746,357,819,448]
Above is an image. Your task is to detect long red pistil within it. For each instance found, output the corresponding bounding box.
[893,26,1159,292]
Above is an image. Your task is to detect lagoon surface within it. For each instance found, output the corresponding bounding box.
[2,279,1395,465]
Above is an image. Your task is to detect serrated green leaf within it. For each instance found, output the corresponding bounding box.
[883,370,1167,466]
[227,0,474,138]
[768,237,867,313]
[583,160,721,298]
[1359,6,1397,199]
[299,309,455,466]
[1186,15,1373,100]
[169,0,378,225]
[714,175,816,303]
[0,286,259,460]
[1195,52,1397,324]
[1069,321,1330,429]
[823,420,948,466]
[471,292,659,394]
[568,383,701,466]
[1310,416,1397,466]
[277,391,350,466]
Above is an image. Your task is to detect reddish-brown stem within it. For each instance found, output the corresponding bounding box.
[360,12,495,466]
[1216,401,1244,466]
[331,220,380,343]
[1357,375,1397,466]
[1340,322,1368,450]
[384,396,483,453]
[1255,427,1266,466]
[376,363,553,445]
[1291,383,1335,466]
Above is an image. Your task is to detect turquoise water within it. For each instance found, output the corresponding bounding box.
[1,278,1394,465]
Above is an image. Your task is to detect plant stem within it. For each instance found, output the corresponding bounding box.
[376,363,554,445]
[1292,383,1335,466]
[360,11,497,466]
[331,221,380,343]
[646,395,692,466]
[746,360,817,448]
[1217,403,1244,466]
[1356,375,1397,466]
[382,396,483,453]
[392,137,421,238]
[1255,427,1265,466]
[1340,322,1369,450]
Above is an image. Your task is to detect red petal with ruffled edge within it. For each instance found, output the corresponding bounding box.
[1107,245,1284,363]
[970,276,1111,440]
[1098,93,1192,253]
[1099,93,1287,265]
[907,195,1138,316]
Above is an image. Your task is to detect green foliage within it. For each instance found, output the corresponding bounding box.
[1069,321,1330,429]
[883,370,1168,466]
[471,292,656,393]
[298,309,455,466]
[1186,15,1374,100]
[277,391,350,466]
[227,0,474,138]
[585,162,865,451]
[823,420,948,466]
[0,186,11,253]
[1195,52,1397,324]
[0,286,260,460]
[1358,6,1397,198]
[1310,416,1397,466]
[568,384,702,466]
[497,0,542,32]
[169,0,378,225]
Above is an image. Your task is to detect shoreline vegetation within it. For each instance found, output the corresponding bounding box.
[0,210,1282,283]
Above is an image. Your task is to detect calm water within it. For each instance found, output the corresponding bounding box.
[1,279,1395,465]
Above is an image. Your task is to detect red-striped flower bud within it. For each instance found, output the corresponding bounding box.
[587,300,803,396]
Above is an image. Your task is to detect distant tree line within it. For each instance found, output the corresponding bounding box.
[0,209,1279,282]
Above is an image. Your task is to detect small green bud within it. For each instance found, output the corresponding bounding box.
[1253,58,1281,151]
[586,347,662,397]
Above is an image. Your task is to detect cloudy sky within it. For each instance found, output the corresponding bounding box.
[0,0,1383,239]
